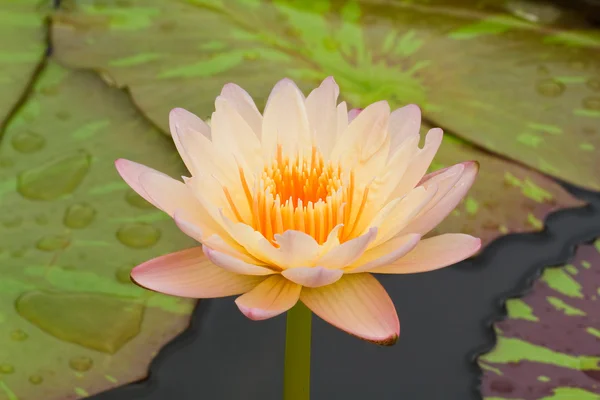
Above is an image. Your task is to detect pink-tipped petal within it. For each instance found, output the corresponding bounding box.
[114,159,164,208]
[388,104,421,154]
[371,234,481,274]
[203,245,275,276]
[220,83,262,138]
[282,266,344,288]
[348,108,362,122]
[300,274,399,345]
[131,247,264,298]
[317,228,378,269]
[235,275,301,321]
[400,161,479,236]
[347,233,421,273]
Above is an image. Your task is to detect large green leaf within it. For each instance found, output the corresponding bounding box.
[424,124,583,245]
[51,0,600,190]
[0,61,195,400]
[0,0,47,128]
[478,240,600,399]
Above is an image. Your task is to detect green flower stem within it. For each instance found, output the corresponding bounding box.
[283,301,312,400]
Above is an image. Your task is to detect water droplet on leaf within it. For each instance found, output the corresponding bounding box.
[69,356,93,372]
[56,110,71,120]
[11,131,46,153]
[535,79,565,97]
[16,291,145,354]
[36,234,71,251]
[64,203,96,229]
[10,329,28,341]
[582,96,600,111]
[0,364,14,374]
[2,215,23,228]
[29,375,43,385]
[17,150,91,200]
[115,265,133,284]
[124,190,153,209]
[116,223,160,248]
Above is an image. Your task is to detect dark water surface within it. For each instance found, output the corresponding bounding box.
[86,183,600,399]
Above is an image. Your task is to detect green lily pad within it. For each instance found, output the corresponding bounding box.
[478,239,600,399]
[425,125,583,246]
[0,61,196,400]
[0,0,47,128]
[51,0,600,190]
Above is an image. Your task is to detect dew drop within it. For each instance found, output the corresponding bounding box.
[243,51,260,61]
[55,110,71,120]
[0,156,13,168]
[115,265,133,284]
[124,190,153,209]
[29,375,43,385]
[11,248,27,258]
[535,79,565,97]
[69,356,94,372]
[36,234,71,251]
[1,215,23,228]
[34,214,48,225]
[582,96,600,111]
[0,364,14,374]
[116,223,160,248]
[587,78,600,92]
[16,291,145,354]
[64,203,96,229]
[17,150,91,200]
[11,131,46,153]
[10,329,28,341]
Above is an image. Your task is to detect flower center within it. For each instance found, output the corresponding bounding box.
[235,146,366,245]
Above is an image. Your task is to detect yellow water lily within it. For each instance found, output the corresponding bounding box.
[116,77,480,345]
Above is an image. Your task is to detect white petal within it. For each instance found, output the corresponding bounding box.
[282,266,344,288]
[317,228,378,269]
[220,83,262,138]
[262,78,312,158]
[305,77,340,156]
[388,104,421,156]
[273,230,321,268]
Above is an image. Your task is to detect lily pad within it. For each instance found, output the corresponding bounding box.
[0,61,196,400]
[425,125,583,246]
[0,0,47,128]
[52,0,600,190]
[479,239,600,399]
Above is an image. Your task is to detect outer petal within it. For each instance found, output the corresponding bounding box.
[388,104,421,156]
[282,266,343,288]
[300,273,399,345]
[371,234,481,274]
[317,228,378,269]
[305,76,340,156]
[131,247,264,298]
[346,233,421,273]
[203,245,276,276]
[336,101,348,138]
[347,108,362,122]
[220,83,262,138]
[235,275,301,320]
[115,159,164,208]
[399,161,479,236]
[262,78,312,158]
[169,108,212,174]
[137,170,199,218]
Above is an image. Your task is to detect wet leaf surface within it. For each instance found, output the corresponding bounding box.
[0,0,47,128]
[52,0,600,190]
[0,61,196,400]
[479,239,600,399]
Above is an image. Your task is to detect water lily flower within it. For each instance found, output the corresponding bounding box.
[116,77,480,345]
